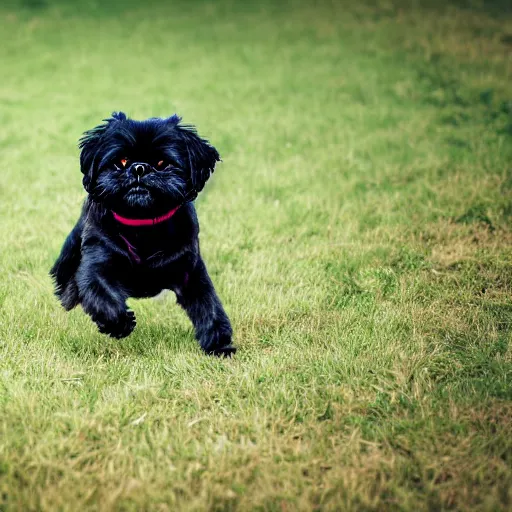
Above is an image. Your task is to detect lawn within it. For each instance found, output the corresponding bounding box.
[0,0,511,510]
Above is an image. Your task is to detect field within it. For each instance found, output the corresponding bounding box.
[0,0,511,510]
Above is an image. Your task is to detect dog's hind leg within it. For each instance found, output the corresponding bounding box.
[175,257,236,357]
[50,219,83,310]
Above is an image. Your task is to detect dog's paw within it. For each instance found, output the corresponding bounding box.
[208,344,237,358]
[97,310,136,339]
[199,326,236,357]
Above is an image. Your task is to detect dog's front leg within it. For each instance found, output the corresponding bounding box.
[76,245,136,338]
[176,257,236,356]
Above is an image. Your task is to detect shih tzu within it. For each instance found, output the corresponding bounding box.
[50,112,235,356]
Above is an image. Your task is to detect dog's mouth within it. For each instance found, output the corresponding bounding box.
[125,185,150,197]
[122,185,154,209]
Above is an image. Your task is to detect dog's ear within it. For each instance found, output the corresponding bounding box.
[170,118,220,195]
[79,111,126,192]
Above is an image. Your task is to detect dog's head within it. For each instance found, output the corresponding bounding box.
[79,112,220,216]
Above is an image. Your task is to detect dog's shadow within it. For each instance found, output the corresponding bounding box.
[55,305,199,363]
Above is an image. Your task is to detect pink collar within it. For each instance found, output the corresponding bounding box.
[111,205,180,226]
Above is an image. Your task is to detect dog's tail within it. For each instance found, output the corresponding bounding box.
[50,219,83,310]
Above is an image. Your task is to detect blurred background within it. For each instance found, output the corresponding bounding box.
[0,0,511,509]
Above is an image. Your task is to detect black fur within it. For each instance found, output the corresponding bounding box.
[50,112,235,356]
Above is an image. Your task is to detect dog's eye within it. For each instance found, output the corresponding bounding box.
[157,160,176,170]
[120,158,128,167]
[156,159,179,170]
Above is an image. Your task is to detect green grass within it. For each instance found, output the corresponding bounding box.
[1,0,512,509]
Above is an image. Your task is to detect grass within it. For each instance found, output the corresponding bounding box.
[0,0,511,509]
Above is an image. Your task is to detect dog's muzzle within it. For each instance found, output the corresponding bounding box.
[130,163,150,178]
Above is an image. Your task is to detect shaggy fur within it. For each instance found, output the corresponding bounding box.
[50,112,235,356]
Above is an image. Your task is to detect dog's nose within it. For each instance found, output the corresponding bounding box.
[132,164,146,177]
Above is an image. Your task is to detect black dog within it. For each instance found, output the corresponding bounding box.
[50,112,235,356]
